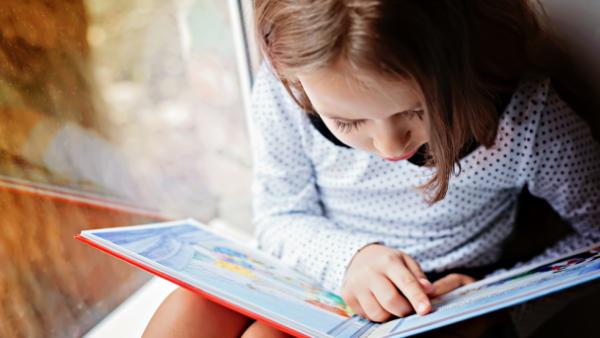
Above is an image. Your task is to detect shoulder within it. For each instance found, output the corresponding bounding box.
[500,75,549,126]
[250,62,313,129]
[251,62,288,117]
[498,75,588,141]
[249,62,319,158]
[252,62,282,100]
[496,74,598,172]
[490,75,549,162]
[502,74,588,130]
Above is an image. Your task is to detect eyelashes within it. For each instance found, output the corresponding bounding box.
[408,109,425,121]
[334,120,366,133]
[333,109,424,133]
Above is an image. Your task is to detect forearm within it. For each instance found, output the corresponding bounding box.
[255,214,383,294]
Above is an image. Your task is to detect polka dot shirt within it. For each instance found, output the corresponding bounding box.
[249,63,600,294]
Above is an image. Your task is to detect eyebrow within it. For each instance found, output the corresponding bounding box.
[320,104,423,121]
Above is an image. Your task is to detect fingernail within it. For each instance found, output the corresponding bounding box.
[417,303,429,315]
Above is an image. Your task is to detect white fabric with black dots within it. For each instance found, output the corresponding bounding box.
[249,63,600,294]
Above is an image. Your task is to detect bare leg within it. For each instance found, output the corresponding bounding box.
[241,320,296,338]
[143,287,253,338]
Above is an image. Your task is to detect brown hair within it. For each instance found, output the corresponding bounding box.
[254,0,563,203]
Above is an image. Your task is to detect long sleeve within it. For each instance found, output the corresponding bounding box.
[249,64,383,293]
[523,83,600,265]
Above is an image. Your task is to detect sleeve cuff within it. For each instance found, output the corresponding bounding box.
[325,237,385,294]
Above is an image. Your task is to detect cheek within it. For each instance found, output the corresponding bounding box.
[334,132,372,150]
[410,113,431,142]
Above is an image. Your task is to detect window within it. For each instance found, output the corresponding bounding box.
[0,0,253,336]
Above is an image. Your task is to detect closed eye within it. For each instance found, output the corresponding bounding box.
[333,108,423,133]
[334,120,366,133]
[401,109,425,120]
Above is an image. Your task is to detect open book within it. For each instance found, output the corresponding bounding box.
[76,219,600,337]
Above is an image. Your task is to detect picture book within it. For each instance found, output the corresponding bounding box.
[75,219,600,337]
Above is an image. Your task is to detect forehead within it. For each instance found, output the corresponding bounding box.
[297,63,421,120]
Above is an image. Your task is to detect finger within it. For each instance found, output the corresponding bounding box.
[386,260,432,315]
[431,274,476,298]
[370,275,412,317]
[402,255,434,294]
[342,293,365,318]
[356,289,392,322]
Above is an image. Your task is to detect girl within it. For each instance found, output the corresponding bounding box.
[143,0,600,337]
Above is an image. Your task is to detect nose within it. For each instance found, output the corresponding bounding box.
[372,122,411,157]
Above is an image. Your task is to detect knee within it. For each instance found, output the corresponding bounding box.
[241,320,295,338]
[166,287,212,312]
[143,287,249,338]
[145,287,217,331]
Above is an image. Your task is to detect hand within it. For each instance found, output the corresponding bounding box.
[341,244,435,322]
[429,273,476,298]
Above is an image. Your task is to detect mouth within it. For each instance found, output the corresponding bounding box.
[384,147,420,162]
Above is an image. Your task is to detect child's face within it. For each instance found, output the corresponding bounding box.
[298,62,430,161]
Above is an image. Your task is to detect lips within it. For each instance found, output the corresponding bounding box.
[385,147,420,162]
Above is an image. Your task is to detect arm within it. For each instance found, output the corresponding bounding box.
[524,83,600,265]
[249,64,383,293]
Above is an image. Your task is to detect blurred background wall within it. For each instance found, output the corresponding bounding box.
[539,0,600,135]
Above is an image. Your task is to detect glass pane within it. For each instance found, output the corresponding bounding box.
[0,0,250,336]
